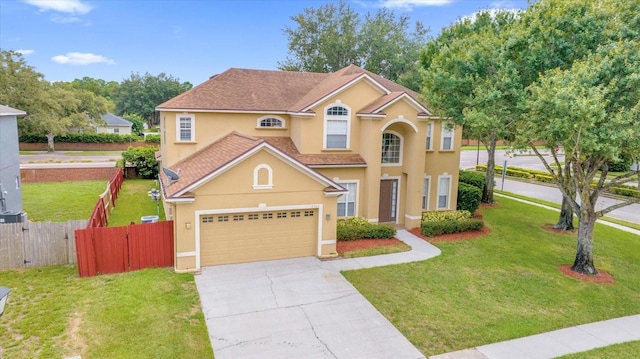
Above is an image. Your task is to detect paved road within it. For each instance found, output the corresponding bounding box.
[461,149,559,170]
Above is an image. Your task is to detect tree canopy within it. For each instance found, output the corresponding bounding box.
[114,72,192,126]
[421,10,521,203]
[279,1,427,90]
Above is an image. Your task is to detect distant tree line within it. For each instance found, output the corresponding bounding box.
[0,49,191,151]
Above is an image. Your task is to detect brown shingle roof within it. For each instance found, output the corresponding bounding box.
[156,65,427,114]
[160,132,355,199]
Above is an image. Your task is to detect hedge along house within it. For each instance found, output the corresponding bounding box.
[156,65,461,272]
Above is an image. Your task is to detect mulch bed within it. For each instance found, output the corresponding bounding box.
[336,238,405,253]
[559,265,615,284]
[409,226,491,242]
[542,224,577,235]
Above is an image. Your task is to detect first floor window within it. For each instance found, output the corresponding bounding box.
[422,177,430,210]
[337,182,356,217]
[437,176,450,209]
[114,128,119,133]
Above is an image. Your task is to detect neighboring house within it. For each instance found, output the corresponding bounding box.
[95,113,132,135]
[156,65,461,272]
[0,105,27,222]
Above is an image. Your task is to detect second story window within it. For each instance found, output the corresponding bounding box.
[258,116,284,128]
[176,114,195,142]
[426,121,433,150]
[324,104,350,149]
[381,132,402,164]
[441,123,454,150]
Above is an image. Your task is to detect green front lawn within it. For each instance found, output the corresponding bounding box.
[0,266,212,359]
[558,340,640,358]
[340,243,411,258]
[343,197,640,356]
[108,179,166,226]
[22,180,106,221]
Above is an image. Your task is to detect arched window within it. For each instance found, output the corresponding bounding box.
[324,103,350,149]
[381,132,402,164]
[253,164,273,189]
[257,115,285,128]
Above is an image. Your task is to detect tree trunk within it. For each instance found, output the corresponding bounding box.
[571,207,597,275]
[483,139,497,203]
[554,198,575,230]
[46,133,55,152]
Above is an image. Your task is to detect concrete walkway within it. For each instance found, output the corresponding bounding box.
[430,315,640,359]
[195,229,440,359]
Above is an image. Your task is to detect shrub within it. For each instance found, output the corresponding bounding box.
[337,217,396,241]
[145,134,161,143]
[459,170,486,190]
[535,174,555,183]
[421,218,484,237]
[505,169,532,179]
[121,146,159,179]
[457,183,482,214]
[19,133,141,143]
[422,210,471,222]
[609,186,640,198]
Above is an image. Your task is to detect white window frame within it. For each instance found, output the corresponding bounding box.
[422,175,431,210]
[336,180,358,217]
[426,121,434,150]
[113,128,119,134]
[252,164,273,190]
[381,130,403,166]
[441,122,454,150]
[437,174,452,210]
[257,115,285,128]
[323,102,351,149]
[176,114,195,142]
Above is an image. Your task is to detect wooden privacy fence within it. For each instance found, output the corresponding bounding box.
[0,220,88,270]
[75,221,174,277]
[87,168,124,228]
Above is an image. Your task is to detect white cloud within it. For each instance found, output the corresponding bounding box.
[24,0,92,14]
[16,49,35,55]
[51,15,82,23]
[459,8,521,24]
[378,0,453,10]
[490,1,516,8]
[51,52,115,65]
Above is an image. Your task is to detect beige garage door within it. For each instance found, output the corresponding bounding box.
[200,209,318,266]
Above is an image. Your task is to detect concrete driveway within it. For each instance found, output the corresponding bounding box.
[195,230,440,359]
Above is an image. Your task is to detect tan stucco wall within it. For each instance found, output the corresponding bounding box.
[170,149,339,271]
[160,76,463,267]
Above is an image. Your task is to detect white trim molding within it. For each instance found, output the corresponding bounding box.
[256,115,286,128]
[323,101,352,150]
[175,113,195,142]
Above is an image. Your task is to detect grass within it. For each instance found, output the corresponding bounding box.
[340,243,411,258]
[0,266,212,359]
[108,179,166,226]
[557,341,640,358]
[343,197,640,357]
[22,180,107,221]
[495,190,640,231]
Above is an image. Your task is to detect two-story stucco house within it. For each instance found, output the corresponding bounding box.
[0,105,27,223]
[156,65,461,272]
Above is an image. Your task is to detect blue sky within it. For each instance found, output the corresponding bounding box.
[1,0,531,86]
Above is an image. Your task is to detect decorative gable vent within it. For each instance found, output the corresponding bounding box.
[253,164,273,190]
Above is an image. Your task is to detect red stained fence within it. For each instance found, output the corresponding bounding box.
[75,221,174,277]
[87,168,124,228]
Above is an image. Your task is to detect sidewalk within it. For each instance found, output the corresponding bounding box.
[430,315,640,359]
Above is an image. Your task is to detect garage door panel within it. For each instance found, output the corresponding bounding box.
[200,210,317,266]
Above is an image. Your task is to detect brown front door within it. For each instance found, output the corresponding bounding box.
[379,179,398,223]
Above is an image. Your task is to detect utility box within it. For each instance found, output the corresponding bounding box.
[141,215,159,223]
[0,211,26,223]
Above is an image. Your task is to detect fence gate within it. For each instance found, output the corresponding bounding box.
[0,221,87,270]
[75,221,174,277]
